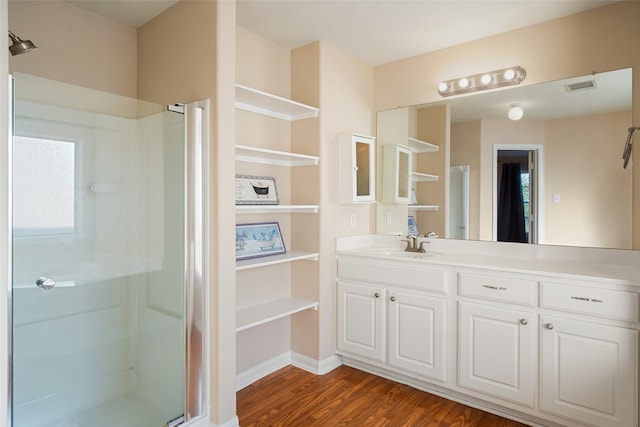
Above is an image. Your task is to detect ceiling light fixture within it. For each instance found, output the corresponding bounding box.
[438,66,526,97]
[508,104,524,121]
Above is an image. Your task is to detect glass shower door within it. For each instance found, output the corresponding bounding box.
[10,73,189,427]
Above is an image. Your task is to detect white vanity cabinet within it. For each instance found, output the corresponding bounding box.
[458,302,537,407]
[337,256,448,382]
[336,237,640,427]
[337,281,385,361]
[539,280,639,427]
[337,133,376,203]
[457,270,537,407]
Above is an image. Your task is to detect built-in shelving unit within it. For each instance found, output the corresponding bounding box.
[236,250,319,271]
[235,84,320,333]
[407,137,438,153]
[235,84,319,121]
[409,205,439,211]
[235,144,319,167]
[409,136,439,210]
[412,172,439,182]
[236,205,319,214]
[236,297,319,332]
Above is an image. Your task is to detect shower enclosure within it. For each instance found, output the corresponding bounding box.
[8,73,206,427]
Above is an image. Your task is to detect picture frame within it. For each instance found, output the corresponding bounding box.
[408,215,420,236]
[235,175,279,205]
[236,222,286,261]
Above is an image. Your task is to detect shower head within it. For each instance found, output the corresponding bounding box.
[8,31,37,56]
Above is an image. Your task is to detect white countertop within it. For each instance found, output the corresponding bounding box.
[337,235,640,285]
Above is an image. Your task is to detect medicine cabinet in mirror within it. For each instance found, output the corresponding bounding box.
[376,68,633,250]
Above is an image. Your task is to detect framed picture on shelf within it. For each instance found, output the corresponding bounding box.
[408,215,420,236]
[235,175,279,205]
[236,222,286,261]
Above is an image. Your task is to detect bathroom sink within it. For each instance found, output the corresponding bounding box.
[364,247,434,259]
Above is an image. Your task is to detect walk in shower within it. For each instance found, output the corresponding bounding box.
[8,73,206,427]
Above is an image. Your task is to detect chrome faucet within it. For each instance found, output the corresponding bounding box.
[402,235,430,253]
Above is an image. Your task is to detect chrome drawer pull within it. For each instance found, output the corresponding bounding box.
[519,318,528,326]
[570,296,603,303]
[483,284,507,291]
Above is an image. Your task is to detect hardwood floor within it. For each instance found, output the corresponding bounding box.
[237,365,529,426]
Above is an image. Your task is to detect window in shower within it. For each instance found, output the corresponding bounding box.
[12,136,76,237]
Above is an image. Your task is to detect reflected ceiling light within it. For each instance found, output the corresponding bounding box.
[508,104,524,121]
[438,66,526,97]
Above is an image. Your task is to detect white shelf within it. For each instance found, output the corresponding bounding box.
[412,172,439,182]
[409,205,440,211]
[236,297,319,332]
[235,84,319,121]
[235,145,319,167]
[236,250,319,271]
[236,205,319,214]
[407,137,439,153]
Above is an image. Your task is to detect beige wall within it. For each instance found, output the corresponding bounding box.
[545,111,632,248]
[374,1,640,248]
[138,1,238,425]
[8,0,137,97]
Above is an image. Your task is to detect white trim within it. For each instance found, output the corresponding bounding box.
[236,352,343,391]
[291,352,343,375]
[186,414,239,427]
[1,3,11,422]
[235,352,291,391]
[492,144,545,244]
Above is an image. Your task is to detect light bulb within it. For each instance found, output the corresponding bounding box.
[504,69,516,80]
[480,74,492,85]
[459,78,469,89]
[508,105,524,121]
[438,82,449,93]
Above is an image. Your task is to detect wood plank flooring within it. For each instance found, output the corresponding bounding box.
[237,365,529,426]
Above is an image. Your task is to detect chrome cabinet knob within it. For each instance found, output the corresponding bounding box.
[519,319,528,326]
[545,323,554,330]
[374,292,380,298]
[390,296,396,302]
[36,276,55,290]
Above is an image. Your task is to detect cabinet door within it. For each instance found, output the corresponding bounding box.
[388,290,446,382]
[338,133,375,203]
[541,316,638,427]
[382,144,412,203]
[337,281,385,362]
[458,302,536,407]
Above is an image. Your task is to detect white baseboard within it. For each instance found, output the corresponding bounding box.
[291,352,342,375]
[236,352,344,391]
[236,352,291,391]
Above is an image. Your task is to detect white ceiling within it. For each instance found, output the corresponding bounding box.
[69,0,618,66]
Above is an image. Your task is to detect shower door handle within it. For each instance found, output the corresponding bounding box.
[35,276,55,290]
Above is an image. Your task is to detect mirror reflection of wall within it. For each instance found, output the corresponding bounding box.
[376,68,633,250]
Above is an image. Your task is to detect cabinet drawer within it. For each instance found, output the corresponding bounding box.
[337,257,447,293]
[540,282,639,322]
[458,272,536,306]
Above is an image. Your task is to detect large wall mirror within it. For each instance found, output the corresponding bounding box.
[376,68,633,250]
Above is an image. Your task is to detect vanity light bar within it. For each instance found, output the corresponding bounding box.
[438,66,526,97]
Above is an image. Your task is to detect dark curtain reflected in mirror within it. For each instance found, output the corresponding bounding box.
[497,163,527,243]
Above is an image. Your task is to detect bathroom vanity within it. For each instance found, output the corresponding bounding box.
[336,235,640,427]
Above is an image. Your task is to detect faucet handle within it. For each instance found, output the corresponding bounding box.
[418,240,430,253]
[424,231,438,238]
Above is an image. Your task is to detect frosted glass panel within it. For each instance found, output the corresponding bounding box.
[12,137,75,236]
